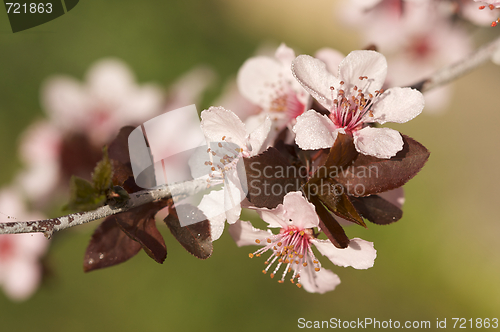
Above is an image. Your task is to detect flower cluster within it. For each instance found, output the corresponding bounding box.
[185,45,428,293]
[1,47,430,299]
[69,45,427,294]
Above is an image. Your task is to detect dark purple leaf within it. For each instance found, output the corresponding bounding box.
[108,126,135,164]
[108,126,142,194]
[305,177,366,227]
[60,133,103,181]
[335,135,430,197]
[115,200,169,264]
[351,195,403,225]
[84,217,142,272]
[321,133,358,171]
[243,147,304,209]
[308,195,350,249]
[164,205,212,259]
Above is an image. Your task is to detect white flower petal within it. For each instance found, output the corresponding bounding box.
[223,174,244,224]
[228,220,273,247]
[299,266,341,294]
[338,50,387,94]
[87,58,135,104]
[257,204,288,229]
[247,115,272,155]
[237,56,283,108]
[291,55,340,109]
[200,107,247,148]
[282,192,319,229]
[121,85,163,123]
[275,43,296,67]
[197,190,227,241]
[353,127,403,159]
[371,87,424,124]
[311,238,376,269]
[41,76,89,129]
[3,258,41,301]
[293,110,337,150]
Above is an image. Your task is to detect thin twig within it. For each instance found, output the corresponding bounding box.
[410,35,500,92]
[0,178,208,237]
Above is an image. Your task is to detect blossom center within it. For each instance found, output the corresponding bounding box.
[0,236,14,262]
[203,136,245,185]
[328,79,381,133]
[270,90,306,120]
[249,225,321,288]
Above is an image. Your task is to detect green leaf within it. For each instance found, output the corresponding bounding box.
[92,146,113,194]
[65,176,106,211]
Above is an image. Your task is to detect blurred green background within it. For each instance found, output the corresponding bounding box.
[1,0,499,331]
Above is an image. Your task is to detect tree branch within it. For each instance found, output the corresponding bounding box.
[4,36,500,239]
[0,178,208,238]
[410,35,500,92]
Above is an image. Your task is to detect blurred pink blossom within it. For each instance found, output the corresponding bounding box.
[16,59,213,206]
[237,43,309,143]
[341,0,472,112]
[0,188,49,301]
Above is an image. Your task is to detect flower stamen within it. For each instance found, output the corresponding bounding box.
[249,226,321,286]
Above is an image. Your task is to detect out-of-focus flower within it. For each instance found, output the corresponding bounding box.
[16,59,213,206]
[41,58,164,145]
[474,0,500,8]
[229,192,376,294]
[473,0,500,25]
[292,51,424,158]
[237,43,309,142]
[192,106,271,240]
[341,0,472,112]
[458,0,500,25]
[0,188,49,301]
[383,1,472,111]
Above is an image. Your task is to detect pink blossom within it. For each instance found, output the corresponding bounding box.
[292,50,424,158]
[193,106,271,240]
[237,44,309,142]
[474,0,500,8]
[0,188,49,301]
[41,58,164,145]
[341,0,472,112]
[229,192,376,293]
[17,60,212,205]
